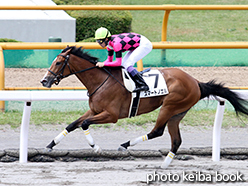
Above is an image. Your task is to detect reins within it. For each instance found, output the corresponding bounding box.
[49,54,129,97]
[102,67,129,92]
[87,73,110,97]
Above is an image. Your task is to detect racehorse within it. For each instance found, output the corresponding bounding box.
[40,46,248,168]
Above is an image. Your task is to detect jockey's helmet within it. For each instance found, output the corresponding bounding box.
[95,27,111,43]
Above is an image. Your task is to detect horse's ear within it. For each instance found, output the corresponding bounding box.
[65,47,73,55]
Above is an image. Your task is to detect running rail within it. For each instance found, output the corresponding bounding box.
[2,41,248,91]
[0,90,247,163]
[3,42,248,49]
[0,90,89,163]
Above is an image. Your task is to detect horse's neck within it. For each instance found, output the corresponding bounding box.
[71,57,108,93]
[76,68,107,90]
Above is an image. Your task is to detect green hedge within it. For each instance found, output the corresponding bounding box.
[0,38,20,42]
[53,0,132,42]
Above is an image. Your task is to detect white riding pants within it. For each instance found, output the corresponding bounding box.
[122,35,153,69]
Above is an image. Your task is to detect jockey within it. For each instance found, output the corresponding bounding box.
[95,27,152,92]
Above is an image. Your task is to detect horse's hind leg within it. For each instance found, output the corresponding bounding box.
[118,124,167,151]
[119,110,187,169]
[161,111,187,169]
[119,107,171,151]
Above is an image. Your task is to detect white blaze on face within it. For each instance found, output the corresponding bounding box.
[40,57,58,82]
[52,56,58,63]
[40,70,49,82]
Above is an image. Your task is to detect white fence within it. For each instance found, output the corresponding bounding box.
[0,90,88,163]
[0,90,247,163]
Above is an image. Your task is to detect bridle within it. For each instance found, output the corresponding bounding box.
[48,54,98,85]
[48,53,129,97]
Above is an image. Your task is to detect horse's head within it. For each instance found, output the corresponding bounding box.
[40,48,73,88]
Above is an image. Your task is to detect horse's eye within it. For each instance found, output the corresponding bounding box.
[56,62,62,66]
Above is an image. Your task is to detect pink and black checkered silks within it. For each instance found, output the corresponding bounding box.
[109,33,141,53]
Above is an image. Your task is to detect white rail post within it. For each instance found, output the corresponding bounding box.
[212,100,225,161]
[19,101,32,163]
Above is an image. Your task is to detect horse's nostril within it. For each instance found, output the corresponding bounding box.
[40,79,47,83]
[40,79,49,87]
[40,78,53,88]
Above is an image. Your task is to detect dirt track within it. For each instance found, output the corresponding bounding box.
[0,157,247,186]
[0,119,248,186]
[5,67,248,87]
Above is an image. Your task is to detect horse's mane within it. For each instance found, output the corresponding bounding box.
[62,46,98,64]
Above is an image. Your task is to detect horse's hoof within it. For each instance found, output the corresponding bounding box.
[118,146,127,151]
[160,162,170,169]
[43,147,53,153]
[93,145,102,154]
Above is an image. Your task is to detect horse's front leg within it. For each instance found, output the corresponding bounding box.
[161,112,186,169]
[45,110,93,151]
[81,110,118,152]
[46,109,117,152]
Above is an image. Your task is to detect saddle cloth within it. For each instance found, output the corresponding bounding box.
[122,68,169,118]
[122,68,169,98]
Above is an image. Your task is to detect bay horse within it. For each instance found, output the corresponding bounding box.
[40,46,248,168]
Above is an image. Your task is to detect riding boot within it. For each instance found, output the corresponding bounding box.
[131,73,149,92]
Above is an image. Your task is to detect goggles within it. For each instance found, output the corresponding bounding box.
[96,39,105,44]
[96,30,110,44]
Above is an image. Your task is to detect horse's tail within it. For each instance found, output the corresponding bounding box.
[198,80,248,116]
